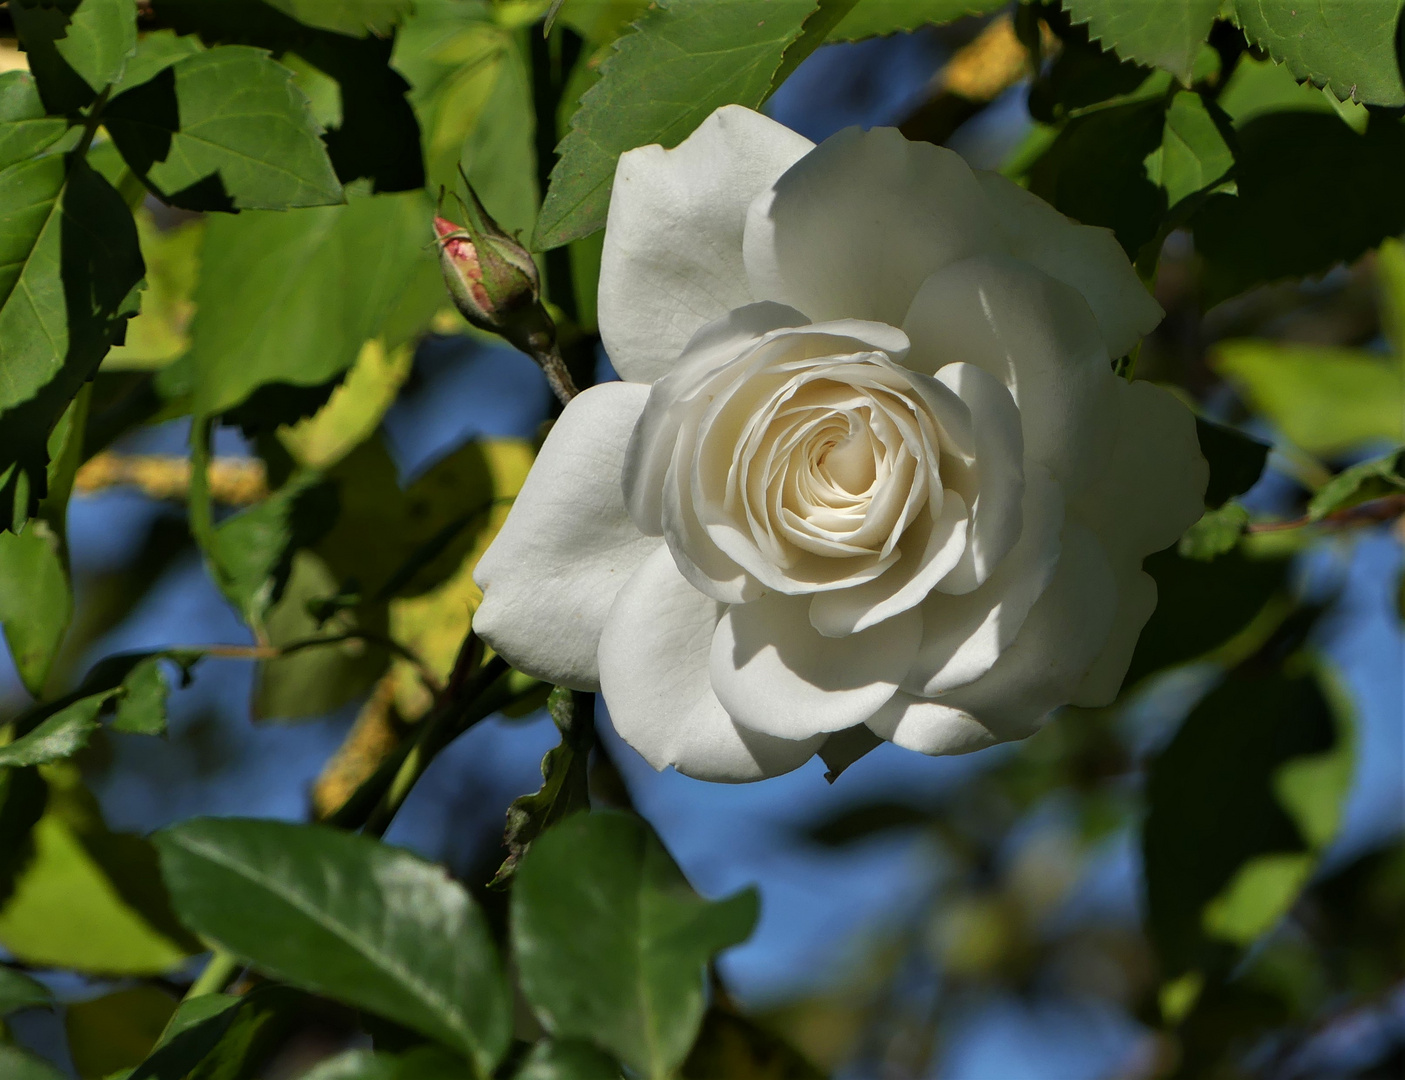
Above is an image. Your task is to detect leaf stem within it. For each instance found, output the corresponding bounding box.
[185,948,241,1000]
[73,86,112,160]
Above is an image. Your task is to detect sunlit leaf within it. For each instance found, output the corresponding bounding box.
[515,1039,624,1080]
[828,0,1006,40]
[534,0,822,249]
[0,72,70,170]
[264,0,414,36]
[105,46,343,212]
[1308,448,1405,521]
[155,817,512,1075]
[513,811,759,1077]
[1062,0,1218,83]
[0,695,112,769]
[9,0,137,113]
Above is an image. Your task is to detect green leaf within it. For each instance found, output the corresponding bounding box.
[0,1046,67,1080]
[1233,0,1405,107]
[513,811,759,1078]
[0,72,71,170]
[1026,96,1169,257]
[253,550,388,722]
[180,190,430,419]
[1178,501,1250,561]
[1122,545,1288,690]
[0,966,52,1015]
[0,155,143,526]
[0,767,198,974]
[1216,53,1367,131]
[110,28,206,96]
[0,521,72,697]
[0,694,115,769]
[1308,448,1405,520]
[65,986,178,1080]
[207,469,337,629]
[771,0,861,92]
[1192,113,1405,304]
[299,1050,402,1080]
[109,656,175,735]
[1062,0,1218,83]
[1151,90,1233,208]
[264,0,414,36]
[1195,416,1270,509]
[1144,667,1351,976]
[490,688,594,889]
[534,0,822,250]
[127,994,245,1080]
[1211,340,1405,456]
[515,1040,625,1080]
[10,0,138,113]
[828,0,1007,40]
[104,45,344,212]
[154,817,512,1076]
[0,766,47,908]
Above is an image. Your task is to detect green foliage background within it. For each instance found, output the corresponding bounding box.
[0,0,1401,1077]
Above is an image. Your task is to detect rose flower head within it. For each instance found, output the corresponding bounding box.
[473,106,1208,782]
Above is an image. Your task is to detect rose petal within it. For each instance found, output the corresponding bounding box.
[599,106,814,384]
[599,546,823,782]
[1072,565,1157,706]
[931,361,1025,594]
[710,591,920,738]
[744,124,999,327]
[928,520,1117,734]
[807,488,969,636]
[904,462,1064,696]
[473,382,660,691]
[975,170,1163,360]
[865,694,998,756]
[902,253,1118,495]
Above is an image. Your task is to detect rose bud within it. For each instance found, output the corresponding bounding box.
[434,182,577,404]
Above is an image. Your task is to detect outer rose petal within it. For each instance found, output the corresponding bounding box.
[743,125,1000,328]
[473,383,660,691]
[902,254,1118,496]
[920,521,1117,738]
[904,463,1064,697]
[975,170,1163,359]
[1069,378,1208,705]
[711,592,921,738]
[599,106,814,384]
[865,694,998,756]
[599,546,824,782]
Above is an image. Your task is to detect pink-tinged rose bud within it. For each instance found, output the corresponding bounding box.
[434,188,554,356]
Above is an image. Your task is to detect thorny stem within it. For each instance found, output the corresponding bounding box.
[194,631,444,699]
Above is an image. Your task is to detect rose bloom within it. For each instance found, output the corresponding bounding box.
[473,106,1207,782]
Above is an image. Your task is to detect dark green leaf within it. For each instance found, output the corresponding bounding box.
[1233,0,1405,107]
[1195,416,1270,509]
[1210,340,1405,456]
[1193,112,1405,304]
[179,191,429,419]
[771,0,861,92]
[1122,546,1288,690]
[128,994,245,1080]
[1027,96,1168,257]
[155,817,512,1075]
[299,1050,402,1080]
[10,0,138,113]
[0,156,143,529]
[805,801,930,846]
[0,522,72,696]
[515,1039,624,1080]
[1144,667,1351,978]
[0,966,52,1015]
[534,0,821,250]
[185,984,311,1080]
[1308,448,1405,520]
[0,693,112,768]
[829,0,1007,40]
[0,1045,67,1080]
[0,766,47,907]
[490,688,594,889]
[1178,501,1249,561]
[1150,89,1233,208]
[65,986,178,1080]
[513,811,759,1077]
[1062,0,1218,83]
[264,0,414,36]
[0,72,71,170]
[105,45,344,212]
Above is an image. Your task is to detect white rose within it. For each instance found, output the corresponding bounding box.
[472,106,1208,782]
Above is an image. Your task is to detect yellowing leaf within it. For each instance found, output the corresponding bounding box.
[279,338,414,470]
[102,210,203,372]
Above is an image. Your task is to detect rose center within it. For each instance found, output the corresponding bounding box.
[815,426,877,495]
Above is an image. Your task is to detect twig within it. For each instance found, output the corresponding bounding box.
[74,451,268,506]
[1246,494,1405,534]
